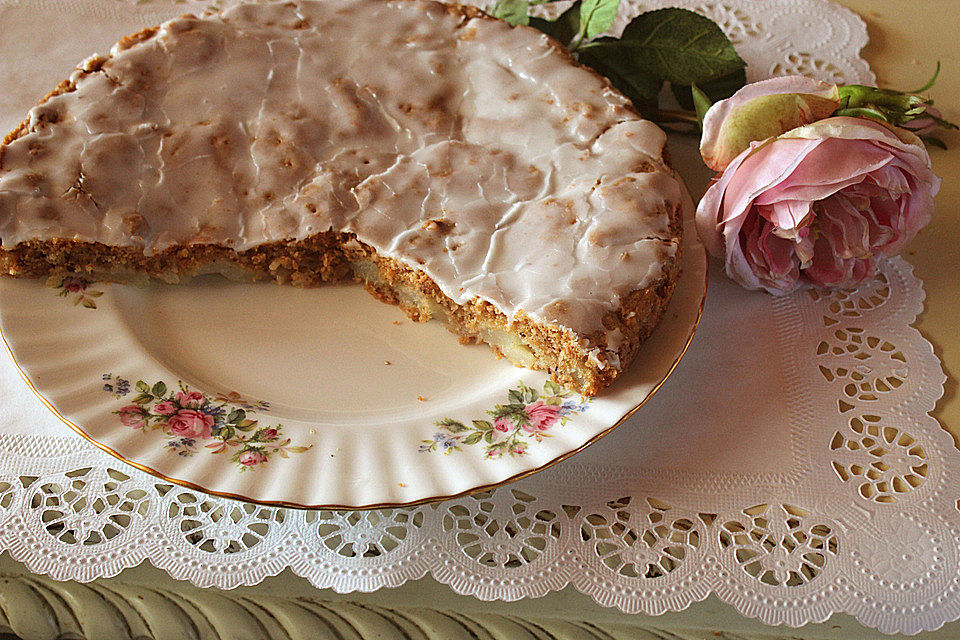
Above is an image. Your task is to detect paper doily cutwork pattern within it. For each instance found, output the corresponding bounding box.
[0,0,955,636]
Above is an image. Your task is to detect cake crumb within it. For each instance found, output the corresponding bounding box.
[384,360,392,365]
[393,320,402,325]
[309,428,317,435]
[398,482,406,487]
[417,395,426,401]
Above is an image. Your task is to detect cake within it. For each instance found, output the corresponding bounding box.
[0,0,683,396]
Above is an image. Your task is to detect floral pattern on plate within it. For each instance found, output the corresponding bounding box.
[420,380,590,458]
[47,274,103,309]
[102,374,308,470]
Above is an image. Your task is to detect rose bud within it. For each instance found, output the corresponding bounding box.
[700,76,841,172]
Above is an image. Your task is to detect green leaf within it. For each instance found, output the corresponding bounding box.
[691,83,711,126]
[438,418,469,433]
[226,409,242,423]
[580,8,745,87]
[672,66,745,110]
[490,0,530,26]
[135,381,150,394]
[132,393,153,405]
[237,419,257,431]
[833,105,888,122]
[473,420,494,431]
[81,298,97,309]
[488,406,511,419]
[508,389,524,404]
[543,380,561,396]
[484,430,496,443]
[920,135,948,150]
[529,2,580,47]
[151,382,167,397]
[579,0,620,40]
[463,432,483,445]
[491,403,527,419]
[928,111,959,130]
[523,386,538,403]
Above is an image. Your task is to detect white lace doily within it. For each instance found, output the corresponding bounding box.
[1,0,955,636]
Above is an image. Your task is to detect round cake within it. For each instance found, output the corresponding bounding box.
[0,0,683,395]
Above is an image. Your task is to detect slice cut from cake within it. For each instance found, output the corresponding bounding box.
[0,0,683,396]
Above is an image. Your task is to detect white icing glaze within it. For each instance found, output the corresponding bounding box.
[0,0,681,366]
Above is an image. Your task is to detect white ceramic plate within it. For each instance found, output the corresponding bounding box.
[0,205,705,508]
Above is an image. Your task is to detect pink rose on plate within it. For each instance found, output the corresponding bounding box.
[522,400,560,433]
[696,76,940,295]
[239,449,268,467]
[175,391,205,409]
[153,400,177,416]
[118,405,147,428]
[167,409,215,439]
[493,417,512,433]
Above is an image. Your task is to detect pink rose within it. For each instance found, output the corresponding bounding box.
[510,443,527,456]
[167,409,214,439]
[239,449,268,466]
[522,400,560,433]
[493,417,511,433]
[118,405,147,428]
[153,400,177,416]
[696,78,940,295]
[63,281,84,293]
[175,391,205,409]
[261,428,278,440]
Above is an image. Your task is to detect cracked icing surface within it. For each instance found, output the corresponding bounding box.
[0,0,681,360]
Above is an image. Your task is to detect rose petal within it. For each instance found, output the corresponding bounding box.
[761,199,813,236]
[718,137,822,225]
[753,138,895,206]
[727,204,800,294]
